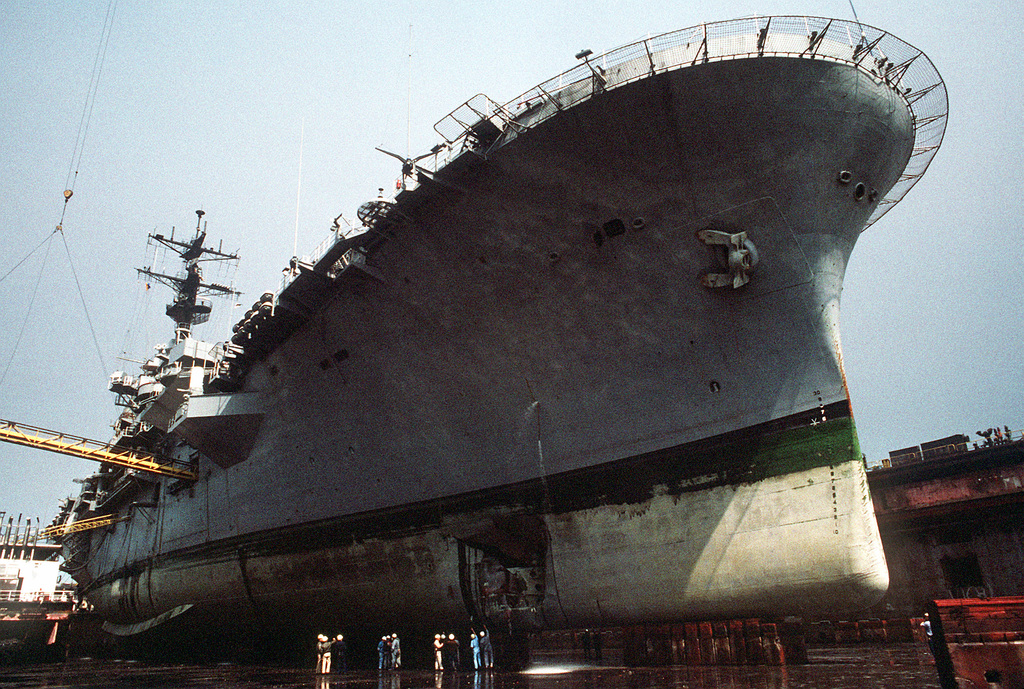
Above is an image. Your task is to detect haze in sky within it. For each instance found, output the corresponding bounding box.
[0,0,1021,524]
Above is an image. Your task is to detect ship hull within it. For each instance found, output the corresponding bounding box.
[62,19,945,654]
[91,413,883,639]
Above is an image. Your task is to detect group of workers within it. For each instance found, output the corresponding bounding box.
[433,630,494,671]
[378,633,402,669]
[315,629,493,672]
[976,426,1016,447]
[314,633,347,674]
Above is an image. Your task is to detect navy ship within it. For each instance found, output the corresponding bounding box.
[44,15,946,655]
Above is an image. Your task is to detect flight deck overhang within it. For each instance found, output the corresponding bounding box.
[171,392,265,468]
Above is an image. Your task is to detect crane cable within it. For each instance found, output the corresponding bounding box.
[0,236,54,390]
[60,0,117,229]
[56,0,118,378]
[0,1,117,389]
[0,231,57,287]
[59,230,108,375]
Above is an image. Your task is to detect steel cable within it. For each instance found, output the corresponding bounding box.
[0,234,54,390]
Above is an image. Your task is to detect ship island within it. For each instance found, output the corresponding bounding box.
[12,15,947,661]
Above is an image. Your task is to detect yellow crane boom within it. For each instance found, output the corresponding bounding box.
[40,513,129,538]
[0,419,196,481]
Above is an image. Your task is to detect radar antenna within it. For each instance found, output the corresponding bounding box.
[137,210,240,342]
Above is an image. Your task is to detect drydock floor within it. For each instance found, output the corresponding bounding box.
[0,644,939,688]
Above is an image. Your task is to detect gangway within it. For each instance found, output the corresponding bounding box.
[0,419,196,481]
[40,513,129,538]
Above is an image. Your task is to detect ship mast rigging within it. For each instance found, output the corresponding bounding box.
[138,210,240,342]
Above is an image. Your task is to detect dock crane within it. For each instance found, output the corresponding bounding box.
[0,419,196,481]
[1,419,195,537]
[40,513,129,539]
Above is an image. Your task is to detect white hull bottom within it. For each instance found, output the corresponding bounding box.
[99,456,886,638]
[545,458,886,624]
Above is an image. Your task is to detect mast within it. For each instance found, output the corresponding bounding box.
[137,210,240,342]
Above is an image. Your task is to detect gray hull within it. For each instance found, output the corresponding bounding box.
[61,17,946,644]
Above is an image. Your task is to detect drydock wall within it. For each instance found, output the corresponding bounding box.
[867,439,1024,616]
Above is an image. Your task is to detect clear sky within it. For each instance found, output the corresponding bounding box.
[1,1,1021,524]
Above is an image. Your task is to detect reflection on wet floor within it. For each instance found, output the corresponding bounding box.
[0,644,940,689]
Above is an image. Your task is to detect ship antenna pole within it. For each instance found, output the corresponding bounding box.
[407,24,412,159]
[848,0,867,42]
[848,0,861,24]
[294,117,304,259]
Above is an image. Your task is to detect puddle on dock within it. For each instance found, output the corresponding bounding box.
[0,644,939,688]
